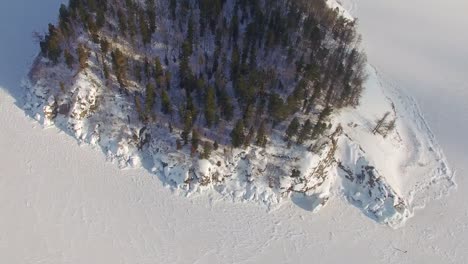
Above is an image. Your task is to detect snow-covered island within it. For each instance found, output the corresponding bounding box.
[23,0,454,227]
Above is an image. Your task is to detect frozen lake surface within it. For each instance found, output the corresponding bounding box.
[1,0,467,263]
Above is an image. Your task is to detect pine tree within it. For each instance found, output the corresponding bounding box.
[311,107,333,139]
[255,121,267,147]
[181,100,194,145]
[169,0,176,20]
[146,0,156,34]
[187,15,195,50]
[154,57,163,79]
[96,8,106,29]
[40,24,62,63]
[231,119,245,148]
[191,129,200,150]
[201,141,212,159]
[145,83,156,113]
[77,44,89,70]
[311,122,328,140]
[134,95,145,121]
[269,93,287,124]
[231,13,239,43]
[161,90,172,114]
[179,39,193,89]
[59,4,71,35]
[285,117,300,140]
[86,16,99,41]
[100,38,110,54]
[297,119,313,144]
[218,88,234,121]
[87,0,97,12]
[134,63,142,83]
[181,121,190,145]
[64,50,74,69]
[230,45,240,84]
[139,9,151,45]
[59,4,70,24]
[111,48,127,87]
[205,86,216,127]
[244,126,255,147]
[103,61,109,80]
[165,72,172,90]
[117,9,127,36]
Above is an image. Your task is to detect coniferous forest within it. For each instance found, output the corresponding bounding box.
[37,0,366,153]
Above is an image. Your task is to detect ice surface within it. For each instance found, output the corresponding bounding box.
[1,0,467,263]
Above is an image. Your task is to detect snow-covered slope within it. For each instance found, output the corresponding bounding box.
[24,59,454,227]
[18,0,453,228]
[333,66,454,226]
